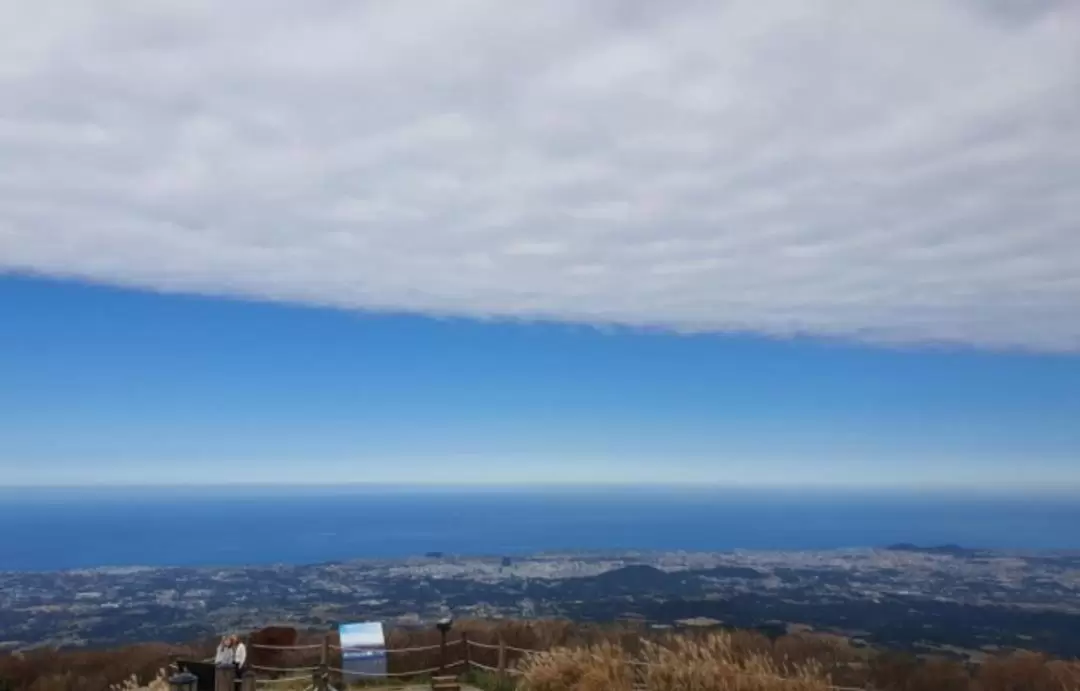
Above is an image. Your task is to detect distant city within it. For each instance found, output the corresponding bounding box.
[3,545,1080,661]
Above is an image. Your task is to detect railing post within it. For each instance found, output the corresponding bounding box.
[240,670,256,691]
[497,635,507,685]
[462,632,470,673]
[214,665,235,691]
[318,633,330,691]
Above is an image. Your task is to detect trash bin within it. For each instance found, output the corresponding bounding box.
[169,672,199,691]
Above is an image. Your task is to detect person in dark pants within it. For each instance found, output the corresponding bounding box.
[230,635,248,678]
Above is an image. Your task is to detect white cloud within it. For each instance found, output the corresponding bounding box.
[1,0,1079,350]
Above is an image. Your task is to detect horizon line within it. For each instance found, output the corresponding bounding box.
[2,480,1079,495]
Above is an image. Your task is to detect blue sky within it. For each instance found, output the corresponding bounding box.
[1,3,1078,488]
[2,275,1078,488]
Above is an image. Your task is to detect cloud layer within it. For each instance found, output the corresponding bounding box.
[2,0,1079,350]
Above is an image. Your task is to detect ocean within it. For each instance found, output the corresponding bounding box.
[1,486,1078,572]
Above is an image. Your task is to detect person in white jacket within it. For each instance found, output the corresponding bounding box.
[214,636,234,667]
[231,635,248,676]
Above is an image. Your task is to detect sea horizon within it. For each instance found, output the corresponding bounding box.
[3,481,1079,496]
[2,485,1079,573]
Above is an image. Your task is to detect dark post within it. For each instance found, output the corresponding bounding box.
[462,631,470,672]
[497,635,507,685]
[239,671,256,691]
[439,628,448,676]
[436,617,454,677]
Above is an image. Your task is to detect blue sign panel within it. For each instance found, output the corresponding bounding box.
[338,622,387,681]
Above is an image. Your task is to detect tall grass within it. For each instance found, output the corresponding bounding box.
[517,633,833,691]
[108,670,168,691]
